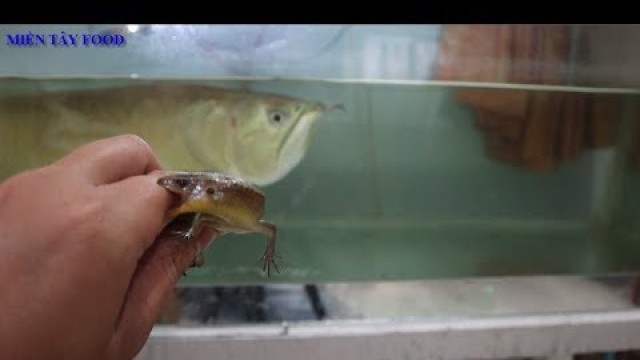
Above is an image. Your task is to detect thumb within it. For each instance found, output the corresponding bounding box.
[108,226,217,360]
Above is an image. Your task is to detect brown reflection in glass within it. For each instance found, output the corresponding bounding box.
[434,24,640,171]
[455,89,624,171]
[434,24,571,85]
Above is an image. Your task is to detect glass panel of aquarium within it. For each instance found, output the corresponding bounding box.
[1,25,639,327]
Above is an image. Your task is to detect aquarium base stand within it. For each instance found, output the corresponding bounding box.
[137,309,640,360]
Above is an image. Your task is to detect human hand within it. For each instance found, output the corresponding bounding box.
[0,134,216,360]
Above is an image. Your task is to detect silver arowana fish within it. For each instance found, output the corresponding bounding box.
[0,83,327,186]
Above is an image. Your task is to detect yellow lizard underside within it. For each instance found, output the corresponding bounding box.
[167,197,258,229]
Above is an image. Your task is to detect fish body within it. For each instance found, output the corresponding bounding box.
[157,171,278,276]
[0,82,326,186]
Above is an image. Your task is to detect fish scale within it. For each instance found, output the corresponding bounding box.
[0,82,327,186]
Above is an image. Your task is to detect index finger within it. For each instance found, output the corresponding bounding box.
[57,134,162,185]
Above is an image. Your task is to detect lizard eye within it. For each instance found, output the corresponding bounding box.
[206,187,215,195]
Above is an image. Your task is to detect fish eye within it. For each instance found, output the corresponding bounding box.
[268,110,287,126]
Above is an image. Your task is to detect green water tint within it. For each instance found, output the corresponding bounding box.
[0,77,638,284]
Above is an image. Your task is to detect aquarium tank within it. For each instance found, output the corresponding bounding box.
[1,24,639,327]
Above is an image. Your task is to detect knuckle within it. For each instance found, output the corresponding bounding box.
[0,168,53,213]
[56,199,105,245]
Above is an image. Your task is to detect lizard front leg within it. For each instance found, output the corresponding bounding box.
[185,214,223,268]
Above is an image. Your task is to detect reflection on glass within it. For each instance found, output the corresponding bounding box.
[157,275,640,325]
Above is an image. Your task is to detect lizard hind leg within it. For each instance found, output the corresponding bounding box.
[185,213,205,268]
[258,220,279,277]
[185,213,220,268]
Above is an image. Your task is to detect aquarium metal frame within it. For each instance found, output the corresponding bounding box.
[136,309,640,360]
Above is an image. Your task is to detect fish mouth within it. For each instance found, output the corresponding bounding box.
[274,105,325,179]
[276,104,325,156]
